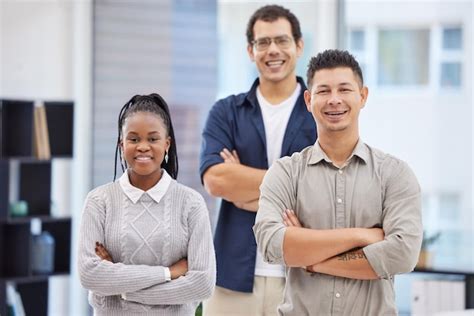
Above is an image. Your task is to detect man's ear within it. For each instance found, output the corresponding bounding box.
[304,89,312,112]
[360,86,369,109]
[247,44,255,62]
[296,38,304,58]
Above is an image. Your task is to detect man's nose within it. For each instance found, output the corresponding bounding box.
[328,93,342,105]
[267,40,280,53]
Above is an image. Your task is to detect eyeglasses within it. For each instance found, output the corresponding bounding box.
[251,35,293,51]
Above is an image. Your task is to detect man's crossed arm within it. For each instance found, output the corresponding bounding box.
[203,148,264,212]
[282,209,383,280]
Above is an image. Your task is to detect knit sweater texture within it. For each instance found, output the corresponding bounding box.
[78,171,216,315]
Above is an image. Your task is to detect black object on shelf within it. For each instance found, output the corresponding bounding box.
[30,219,55,275]
[43,219,71,274]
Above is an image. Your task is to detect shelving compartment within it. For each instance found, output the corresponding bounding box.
[44,101,74,157]
[17,280,48,316]
[0,100,35,158]
[19,162,52,217]
[0,223,31,279]
[42,218,72,275]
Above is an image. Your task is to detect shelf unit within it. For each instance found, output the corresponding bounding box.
[0,99,74,316]
[414,267,474,309]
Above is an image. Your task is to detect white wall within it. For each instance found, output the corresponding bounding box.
[0,1,73,99]
[0,1,92,315]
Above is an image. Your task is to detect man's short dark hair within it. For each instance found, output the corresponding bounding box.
[306,49,364,88]
[246,5,302,44]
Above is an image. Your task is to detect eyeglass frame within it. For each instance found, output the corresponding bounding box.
[251,35,294,51]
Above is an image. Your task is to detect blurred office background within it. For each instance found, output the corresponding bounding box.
[0,0,472,315]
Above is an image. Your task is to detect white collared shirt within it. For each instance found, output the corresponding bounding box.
[119,169,172,204]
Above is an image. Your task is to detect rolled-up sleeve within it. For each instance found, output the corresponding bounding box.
[363,159,423,279]
[199,100,233,181]
[254,158,296,265]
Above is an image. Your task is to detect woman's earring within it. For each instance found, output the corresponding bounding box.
[165,151,169,164]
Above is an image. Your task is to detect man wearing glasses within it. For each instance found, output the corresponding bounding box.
[200,5,316,315]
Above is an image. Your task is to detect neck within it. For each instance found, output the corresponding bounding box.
[258,75,297,105]
[318,131,360,168]
[128,169,162,191]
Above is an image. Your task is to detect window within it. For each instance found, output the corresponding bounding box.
[347,29,367,83]
[439,193,460,222]
[442,27,462,50]
[350,29,365,51]
[347,25,464,90]
[440,26,462,88]
[377,29,430,86]
[440,62,461,87]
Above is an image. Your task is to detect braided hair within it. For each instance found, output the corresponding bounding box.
[113,93,178,181]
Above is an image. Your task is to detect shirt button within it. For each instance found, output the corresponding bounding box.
[335,292,341,298]
[337,198,343,204]
[338,169,343,174]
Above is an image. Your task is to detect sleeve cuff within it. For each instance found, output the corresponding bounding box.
[363,242,391,280]
[164,267,171,281]
[264,226,286,265]
[199,158,222,182]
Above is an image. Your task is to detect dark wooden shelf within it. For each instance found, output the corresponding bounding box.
[3,215,71,225]
[0,98,73,316]
[0,157,49,163]
[1,272,69,283]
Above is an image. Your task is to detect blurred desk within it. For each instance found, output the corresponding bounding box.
[414,267,474,309]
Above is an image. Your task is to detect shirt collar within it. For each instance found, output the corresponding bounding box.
[119,169,172,204]
[351,139,370,163]
[308,139,369,166]
[239,76,307,108]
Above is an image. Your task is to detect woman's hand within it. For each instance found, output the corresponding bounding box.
[169,258,188,279]
[95,241,113,262]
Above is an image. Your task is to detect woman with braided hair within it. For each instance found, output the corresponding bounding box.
[78,93,215,315]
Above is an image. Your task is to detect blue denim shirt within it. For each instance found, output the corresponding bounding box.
[199,77,317,292]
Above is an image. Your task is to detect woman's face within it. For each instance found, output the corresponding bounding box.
[121,111,170,187]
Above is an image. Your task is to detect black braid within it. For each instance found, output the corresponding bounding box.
[113,93,179,181]
[113,95,137,181]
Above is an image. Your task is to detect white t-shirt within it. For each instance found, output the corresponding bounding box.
[255,83,301,277]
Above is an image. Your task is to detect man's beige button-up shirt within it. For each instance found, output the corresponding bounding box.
[254,140,423,316]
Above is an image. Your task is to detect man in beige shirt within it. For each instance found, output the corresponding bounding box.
[254,49,423,315]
